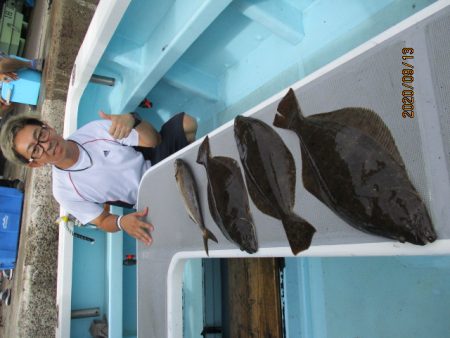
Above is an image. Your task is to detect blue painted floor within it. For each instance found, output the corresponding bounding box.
[284,256,450,338]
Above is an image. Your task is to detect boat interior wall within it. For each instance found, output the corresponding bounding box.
[78,0,436,137]
[70,229,107,337]
[94,0,233,117]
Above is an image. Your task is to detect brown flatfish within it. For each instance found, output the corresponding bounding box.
[273,88,437,245]
[234,115,316,255]
[197,136,258,254]
[174,158,218,256]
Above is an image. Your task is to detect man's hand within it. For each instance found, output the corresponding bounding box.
[99,111,135,140]
[120,207,154,245]
[92,207,155,245]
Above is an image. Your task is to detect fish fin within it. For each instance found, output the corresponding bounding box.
[310,107,406,167]
[281,213,316,255]
[202,227,218,256]
[210,157,242,192]
[207,182,231,245]
[273,88,304,131]
[174,159,180,178]
[188,214,197,224]
[214,156,240,169]
[214,157,254,210]
[196,136,210,166]
[301,145,328,205]
[213,157,254,211]
[207,183,221,227]
[245,168,280,219]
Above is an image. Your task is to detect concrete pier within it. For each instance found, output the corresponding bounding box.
[0,0,98,336]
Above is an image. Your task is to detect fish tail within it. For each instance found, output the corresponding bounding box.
[202,227,218,256]
[196,136,210,166]
[273,88,304,131]
[281,213,316,255]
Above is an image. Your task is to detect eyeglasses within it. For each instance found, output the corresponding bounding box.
[29,126,50,162]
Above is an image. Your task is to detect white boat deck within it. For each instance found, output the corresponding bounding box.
[136,3,450,337]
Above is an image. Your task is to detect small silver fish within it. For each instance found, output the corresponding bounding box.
[174,158,218,255]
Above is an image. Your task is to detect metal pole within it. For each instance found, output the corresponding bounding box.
[71,307,100,319]
[90,74,115,86]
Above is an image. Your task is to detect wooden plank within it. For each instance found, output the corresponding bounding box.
[222,258,283,338]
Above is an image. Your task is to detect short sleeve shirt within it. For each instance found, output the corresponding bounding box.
[52,120,151,224]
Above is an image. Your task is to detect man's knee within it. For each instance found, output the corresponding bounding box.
[0,57,30,73]
[183,114,197,143]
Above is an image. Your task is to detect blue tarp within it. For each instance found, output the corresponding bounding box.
[0,186,23,270]
[1,68,41,105]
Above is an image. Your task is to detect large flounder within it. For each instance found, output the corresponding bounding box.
[197,136,258,254]
[273,88,437,245]
[234,116,316,255]
[174,158,218,256]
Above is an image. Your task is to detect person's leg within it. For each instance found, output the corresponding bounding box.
[145,112,197,164]
[0,57,44,73]
[182,114,197,143]
[0,57,31,73]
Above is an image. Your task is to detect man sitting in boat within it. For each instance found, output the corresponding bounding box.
[0,111,197,244]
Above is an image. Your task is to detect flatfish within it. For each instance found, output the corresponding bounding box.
[174,158,218,255]
[273,88,437,245]
[234,115,316,255]
[197,136,258,254]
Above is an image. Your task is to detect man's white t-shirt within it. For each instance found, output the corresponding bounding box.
[52,120,151,224]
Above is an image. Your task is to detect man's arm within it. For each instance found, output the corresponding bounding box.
[99,111,161,147]
[91,207,154,245]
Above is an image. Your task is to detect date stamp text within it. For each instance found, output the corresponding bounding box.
[401,48,414,118]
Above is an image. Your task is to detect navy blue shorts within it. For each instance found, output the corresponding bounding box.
[134,112,189,164]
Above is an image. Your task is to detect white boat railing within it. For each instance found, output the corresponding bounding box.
[56,1,131,337]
